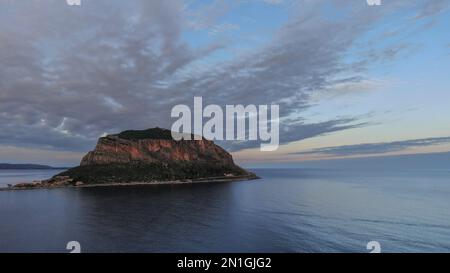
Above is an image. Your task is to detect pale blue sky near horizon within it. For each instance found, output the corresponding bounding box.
[0,0,449,167]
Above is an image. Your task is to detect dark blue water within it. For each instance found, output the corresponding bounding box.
[1,168,450,253]
[0,169,64,188]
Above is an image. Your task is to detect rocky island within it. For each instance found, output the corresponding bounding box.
[12,128,258,190]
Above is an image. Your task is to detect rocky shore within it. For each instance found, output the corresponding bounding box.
[9,176,84,190]
[4,174,258,191]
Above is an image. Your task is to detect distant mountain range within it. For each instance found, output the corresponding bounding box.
[0,163,67,170]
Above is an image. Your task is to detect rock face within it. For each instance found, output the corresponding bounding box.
[49,128,257,185]
[80,128,235,167]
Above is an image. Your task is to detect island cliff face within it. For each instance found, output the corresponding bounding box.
[16,128,256,188]
[80,132,235,167]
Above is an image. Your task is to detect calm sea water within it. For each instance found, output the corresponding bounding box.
[0,168,450,253]
[0,169,64,188]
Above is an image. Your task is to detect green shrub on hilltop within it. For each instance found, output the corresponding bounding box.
[116,128,174,140]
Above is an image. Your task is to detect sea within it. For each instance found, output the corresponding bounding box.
[0,168,450,253]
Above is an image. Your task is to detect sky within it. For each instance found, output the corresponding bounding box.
[0,0,449,167]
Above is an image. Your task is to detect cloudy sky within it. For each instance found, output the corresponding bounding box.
[0,0,449,167]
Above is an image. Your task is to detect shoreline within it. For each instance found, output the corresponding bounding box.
[0,174,260,192]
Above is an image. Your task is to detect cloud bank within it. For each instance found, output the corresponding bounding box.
[290,136,450,157]
[0,0,448,155]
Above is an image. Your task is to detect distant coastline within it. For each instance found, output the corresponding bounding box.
[0,163,68,170]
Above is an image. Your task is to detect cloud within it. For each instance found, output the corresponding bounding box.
[208,23,240,36]
[260,0,283,5]
[0,145,84,167]
[0,0,213,151]
[221,117,369,152]
[290,136,450,157]
[185,0,235,30]
[0,0,448,156]
[414,0,450,20]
